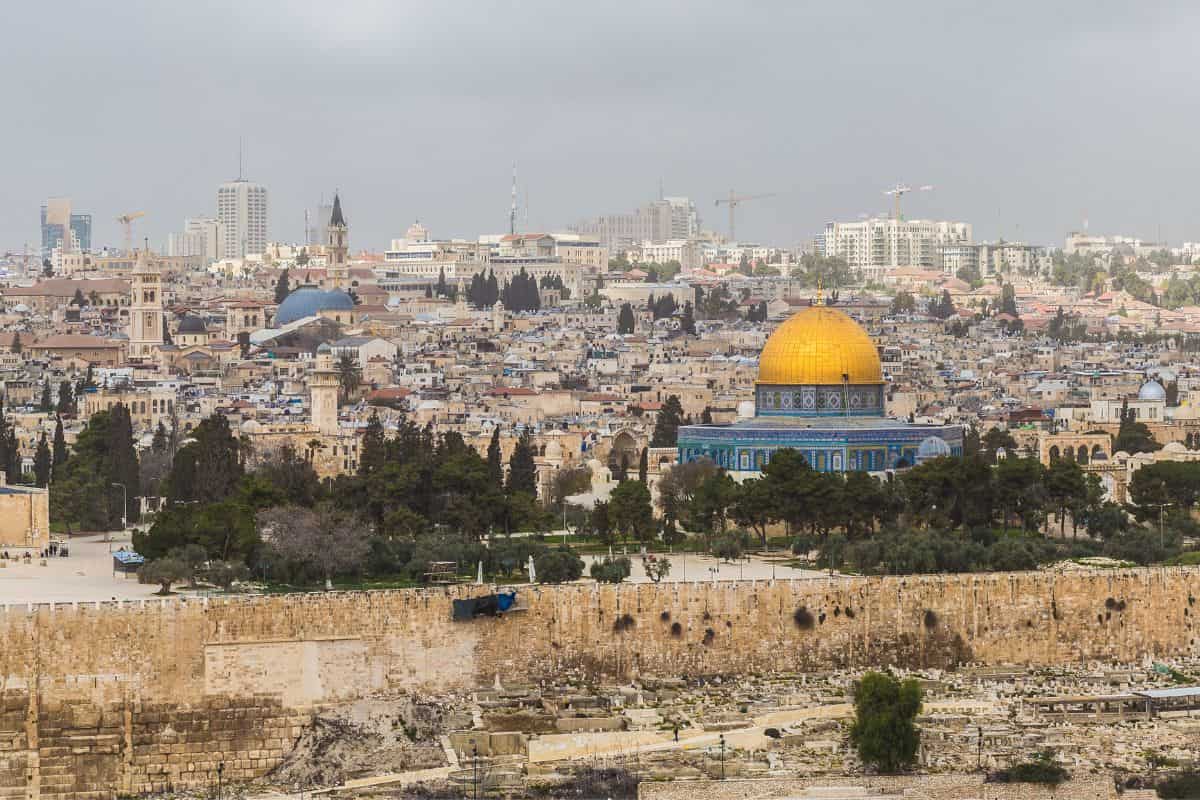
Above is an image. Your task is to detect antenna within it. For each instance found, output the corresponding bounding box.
[509,163,518,236]
[238,137,243,181]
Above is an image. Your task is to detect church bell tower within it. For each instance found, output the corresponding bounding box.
[128,246,164,359]
[326,193,349,290]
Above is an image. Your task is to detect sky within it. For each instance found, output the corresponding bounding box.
[5,0,1200,252]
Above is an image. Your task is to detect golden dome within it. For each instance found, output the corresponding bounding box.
[757,306,883,386]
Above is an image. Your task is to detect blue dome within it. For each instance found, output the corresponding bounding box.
[1137,380,1166,401]
[276,287,355,325]
[916,436,952,462]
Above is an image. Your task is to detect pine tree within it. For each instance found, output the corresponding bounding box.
[506,432,537,497]
[33,433,51,487]
[487,427,503,489]
[274,269,291,304]
[651,395,685,447]
[617,303,636,334]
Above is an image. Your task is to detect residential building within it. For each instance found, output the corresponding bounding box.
[940,241,1049,278]
[167,217,224,263]
[571,196,699,252]
[217,179,268,257]
[821,217,972,280]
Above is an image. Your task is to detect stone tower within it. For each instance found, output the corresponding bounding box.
[326,193,349,290]
[310,343,340,436]
[128,247,164,359]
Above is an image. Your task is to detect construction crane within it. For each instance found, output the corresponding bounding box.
[714,190,776,243]
[116,212,145,254]
[882,184,933,221]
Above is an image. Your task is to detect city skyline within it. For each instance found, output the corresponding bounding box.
[5,1,1200,251]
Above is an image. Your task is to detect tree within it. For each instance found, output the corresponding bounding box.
[981,427,1018,462]
[609,480,655,544]
[638,446,648,483]
[642,553,671,582]
[33,433,51,487]
[849,671,922,773]
[11,333,21,355]
[617,302,636,334]
[274,269,291,303]
[1115,400,1161,454]
[56,380,75,416]
[486,427,504,489]
[52,417,67,473]
[165,413,243,505]
[257,505,369,588]
[336,353,361,401]
[651,395,685,447]
[588,500,615,547]
[890,292,916,315]
[138,557,192,595]
[506,432,537,497]
[202,560,250,591]
[1044,458,1088,536]
[731,477,774,546]
[680,301,696,334]
[1000,282,1019,316]
[535,547,584,583]
[359,411,387,477]
[152,421,170,453]
[39,380,52,413]
[590,556,631,584]
[106,404,141,524]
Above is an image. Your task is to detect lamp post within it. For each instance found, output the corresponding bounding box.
[110,482,127,552]
[216,761,224,800]
[719,734,726,780]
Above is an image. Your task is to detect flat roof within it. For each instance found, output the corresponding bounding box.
[1133,686,1200,700]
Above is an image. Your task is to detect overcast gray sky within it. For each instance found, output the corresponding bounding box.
[5,0,1200,252]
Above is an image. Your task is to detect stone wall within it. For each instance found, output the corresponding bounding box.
[637,775,1116,800]
[0,568,1197,799]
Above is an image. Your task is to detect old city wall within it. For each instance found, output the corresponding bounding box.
[0,568,1197,800]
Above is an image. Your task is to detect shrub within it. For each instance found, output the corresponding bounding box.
[989,752,1069,786]
[849,671,922,773]
[1158,770,1200,799]
[535,547,585,583]
[590,556,632,584]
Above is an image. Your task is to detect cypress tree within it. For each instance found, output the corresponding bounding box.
[651,395,685,447]
[106,404,140,524]
[359,411,387,476]
[33,433,51,487]
[487,427,504,489]
[617,303,636,334]
[638,447,648,483]
[152,421,169,453]
[680,301,696,334]
[274,269,291,303]
[506,432,537,497]
[486,270,499,306]
[57,380,75,416]
[39,379,52,412]
[52,417,68,471]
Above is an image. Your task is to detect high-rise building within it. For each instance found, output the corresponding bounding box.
[167,217,224,263]
[40,198,92,257]
[571,196,699,253]
[216,180,268,258]
[820,217,972,281]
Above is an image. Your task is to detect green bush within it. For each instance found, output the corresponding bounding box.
[849,671,922,773]
[590,556,632,584]
[989,752,1070,786]
[535,547,585,583]
[1157,770,1200,799]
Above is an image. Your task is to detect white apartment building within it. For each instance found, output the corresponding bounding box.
[167,217,224,263]
[639,239,703,271]
[940,241,1049,278]
[571,196,699,252]
[217,180,268,258]
[822,217,972,281]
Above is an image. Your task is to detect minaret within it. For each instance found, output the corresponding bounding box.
[492,300,505,333]
[326,193,349,290]
[309,343,340,436]
[128,247,164,359]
